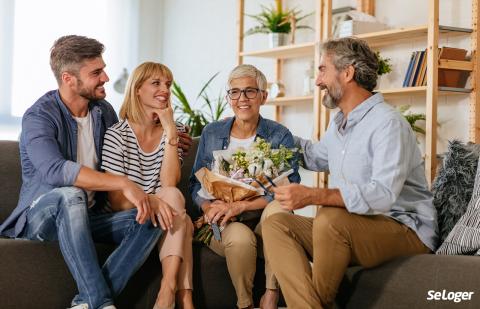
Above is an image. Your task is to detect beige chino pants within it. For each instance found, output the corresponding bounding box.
[262,207,431,309]
[208,200,287,308]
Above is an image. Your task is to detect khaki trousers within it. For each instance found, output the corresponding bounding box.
[262,207,431,309]
[156,187,194,290]
[208,200,287,308]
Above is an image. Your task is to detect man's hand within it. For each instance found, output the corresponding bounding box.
[178,129,193,156]
[121,179,152,224]
[273,184,313,211]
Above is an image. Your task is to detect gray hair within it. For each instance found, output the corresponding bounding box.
[50,35,105,85]
[321,37,378,91]
[227,64,267,90]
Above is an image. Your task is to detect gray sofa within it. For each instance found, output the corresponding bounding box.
[1,139,479,309]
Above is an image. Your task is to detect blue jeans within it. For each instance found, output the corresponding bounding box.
[22,187,162,309]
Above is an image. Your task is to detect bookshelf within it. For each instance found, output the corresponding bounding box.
[323,0,479,186]
[236,0,479,187]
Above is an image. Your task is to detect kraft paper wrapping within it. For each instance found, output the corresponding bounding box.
[195,167,293,203]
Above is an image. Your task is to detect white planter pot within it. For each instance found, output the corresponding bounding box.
[269,33,288,48]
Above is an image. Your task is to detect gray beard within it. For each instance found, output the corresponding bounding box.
[322,92,339,109]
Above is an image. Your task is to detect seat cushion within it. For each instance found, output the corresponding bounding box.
[0,141,21,223]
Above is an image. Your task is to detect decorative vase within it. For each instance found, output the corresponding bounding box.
[268,33,288,48]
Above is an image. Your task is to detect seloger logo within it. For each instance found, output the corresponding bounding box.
[427,290,474,303]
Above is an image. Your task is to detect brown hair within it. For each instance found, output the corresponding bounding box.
[321,37,379,91]
[50,35,105,85]
[119,62,173,123]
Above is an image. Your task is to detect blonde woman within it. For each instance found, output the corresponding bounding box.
[101,62,194,309]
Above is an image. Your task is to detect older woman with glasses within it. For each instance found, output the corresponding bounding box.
[189,64,300,309]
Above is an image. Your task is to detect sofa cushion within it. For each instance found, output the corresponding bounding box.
[179,138,202,220]
[437,154,480,255]
[0,141,22,223]
[432,140,480,243]
[339,254,480,308]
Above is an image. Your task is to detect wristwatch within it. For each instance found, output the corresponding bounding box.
[165,136,179,146]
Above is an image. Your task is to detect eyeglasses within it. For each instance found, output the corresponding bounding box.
[226,87,263,100]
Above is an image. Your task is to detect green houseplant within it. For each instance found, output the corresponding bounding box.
[376,51,392,76]
[398,105,426,135]
[244,5,313,47]
[172,73,228,137]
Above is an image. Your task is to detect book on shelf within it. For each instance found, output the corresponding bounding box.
[411,50,426,86]
[416,49,428,86]
[402,47,469,88]
[438,47,469,88]
[402,52,416,87]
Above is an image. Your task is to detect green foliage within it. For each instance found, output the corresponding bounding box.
[172,73,228,137]
[398,105,426,135]
[244,5,313,36]
[376,51,392,76]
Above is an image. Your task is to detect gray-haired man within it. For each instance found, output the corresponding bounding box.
[262,37,438,309]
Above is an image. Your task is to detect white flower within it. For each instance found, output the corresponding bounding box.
[248,163,261,177]
[264,168,273,177]
[263,159,273,170]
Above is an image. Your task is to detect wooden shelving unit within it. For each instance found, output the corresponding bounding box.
[239,42,315,59]
[356,25,472,48]
[322,0,479,186]
[266,95,314,106]
[378,86,472,98]
[236,0,479,187]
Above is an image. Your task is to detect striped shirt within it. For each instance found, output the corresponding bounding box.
[101,119,185,194]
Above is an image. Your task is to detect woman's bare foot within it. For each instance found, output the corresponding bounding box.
[260,289,279,309]
[154,279,176,309]
[176,289,194,309]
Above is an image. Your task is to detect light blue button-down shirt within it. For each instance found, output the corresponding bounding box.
[295,93,438,251]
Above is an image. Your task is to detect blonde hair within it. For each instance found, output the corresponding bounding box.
[119,62,173,123]
[227,64,267,90]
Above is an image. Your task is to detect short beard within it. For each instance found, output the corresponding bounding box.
[77,78,105,101]
[321,79,343,109]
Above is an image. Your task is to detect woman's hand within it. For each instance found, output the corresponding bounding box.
[153,103,176,134]
[149,195,177,230]
[204,200,247,227]
[220,201,247,226]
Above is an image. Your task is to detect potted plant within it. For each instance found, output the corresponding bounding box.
[244,5,313,48]
[172,73,228,137]
[398,105,426,135]
[376,51,392,76]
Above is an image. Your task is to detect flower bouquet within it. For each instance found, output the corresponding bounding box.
[194,138,298,245]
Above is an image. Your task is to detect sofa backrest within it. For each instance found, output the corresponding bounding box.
[0,141,22,223]
[0,138,200,224]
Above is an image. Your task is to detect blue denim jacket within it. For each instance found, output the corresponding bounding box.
[189,116,301,212]
[0,90,118,237]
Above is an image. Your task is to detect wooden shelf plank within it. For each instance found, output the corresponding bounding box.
[377,86,472,97]
[356,25,472,48]
[439,59,473,71]
[240,42,315,59]
[240,26,472,60]
[266,95,313,106]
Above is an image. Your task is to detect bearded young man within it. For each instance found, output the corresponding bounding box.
[0,35,166,309]
[262,37,438,309]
